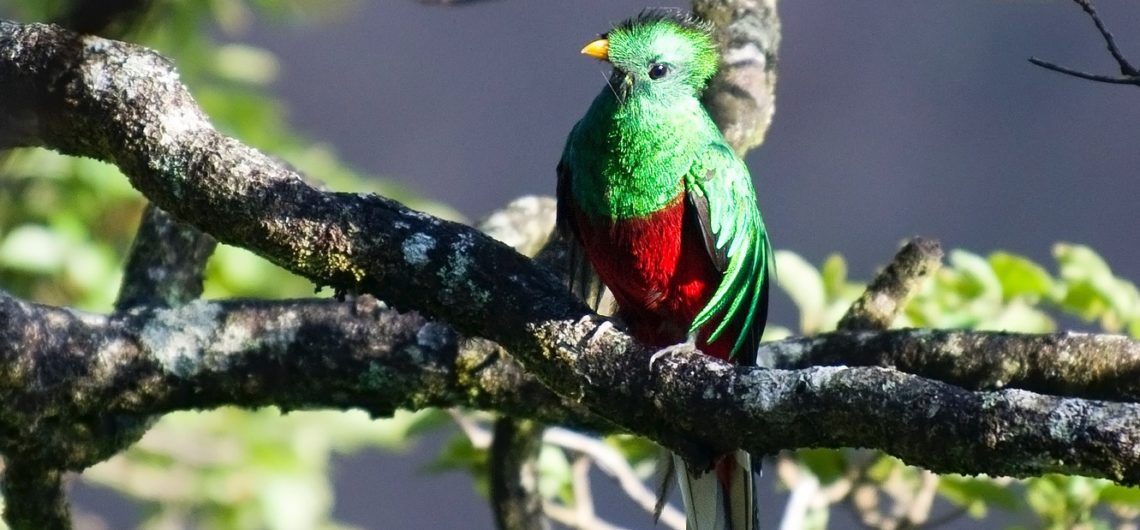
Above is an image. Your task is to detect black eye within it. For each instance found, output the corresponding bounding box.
[648,63,669,80]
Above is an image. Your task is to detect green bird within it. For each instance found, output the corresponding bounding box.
[556,8,772,530]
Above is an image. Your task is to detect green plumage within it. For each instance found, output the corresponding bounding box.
[559,9,771,360]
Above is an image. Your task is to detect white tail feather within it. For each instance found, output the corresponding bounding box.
[673,450,756,530]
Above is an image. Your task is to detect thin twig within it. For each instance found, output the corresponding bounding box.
[899,471,940,528]
[1028,58,1140,85]
[1072,0,1137,75]
[777,459,822,530]
[1028,0,1140,85]
[449,410,493,449]
[542,502,625,530]
[572,456,596,524]
[544,428,686,530]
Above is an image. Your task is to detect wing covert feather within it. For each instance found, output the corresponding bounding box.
[684,143,772,363]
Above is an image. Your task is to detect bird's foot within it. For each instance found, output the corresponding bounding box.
[649,340,699,370]
[587,320,614,347]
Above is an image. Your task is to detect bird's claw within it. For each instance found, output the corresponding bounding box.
[587,320,614,347]
[649,341,698,370]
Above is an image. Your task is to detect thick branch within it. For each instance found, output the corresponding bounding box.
[0,292,607,466]
[3,285,1140,485]
[764,330,1140,403]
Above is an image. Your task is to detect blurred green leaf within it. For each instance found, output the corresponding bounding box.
[984,300,1055,333]
[214,44,280,86]
[427,431,489,498]
[775,250,825,333]
[605,434,660,477]
[939,475,1021,518]
[538,445,574,504]
[820,254,848,299]
[950,249,1002,303]
[990,251,1054,300]
[796,448,847,484]
[0,224,68,273]
[1099,484,1140,506]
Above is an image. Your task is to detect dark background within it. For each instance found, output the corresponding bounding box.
[76,1,1140,528]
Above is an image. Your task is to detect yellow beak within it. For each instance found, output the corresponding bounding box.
[580,38,610,61]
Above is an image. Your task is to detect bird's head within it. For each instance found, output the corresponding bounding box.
[581,8,719,102]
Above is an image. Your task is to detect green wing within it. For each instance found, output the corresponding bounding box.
[685,143,772,363]
[556,158,607,310]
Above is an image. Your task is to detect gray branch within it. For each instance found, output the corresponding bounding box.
[116,204,217,311]
[4,18,1140,529]
[694,0,781,154]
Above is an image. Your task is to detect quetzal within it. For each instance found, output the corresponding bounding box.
[556,8,771,530]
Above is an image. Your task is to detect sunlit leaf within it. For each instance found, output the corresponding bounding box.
[989,251,1054,300]
[775,250,825,333]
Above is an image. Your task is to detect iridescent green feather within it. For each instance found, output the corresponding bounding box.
[686,144,772,358]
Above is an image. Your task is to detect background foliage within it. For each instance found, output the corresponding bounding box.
[1,1,1138,529]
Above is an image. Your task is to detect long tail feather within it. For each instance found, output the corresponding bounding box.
[673,451,756,530]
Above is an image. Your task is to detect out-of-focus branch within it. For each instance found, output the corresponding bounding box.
[1,461,69,530]
[116,204,217,310]
[490,418,548,530]
[54,0,154,37]
[693,0,781,154]
[544,428,686,530]
[1029,0,1140,86]
[837,238,942,331]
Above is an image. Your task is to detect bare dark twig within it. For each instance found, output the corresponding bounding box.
[1070,0,1137,75]
[1029,0,1140,86]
